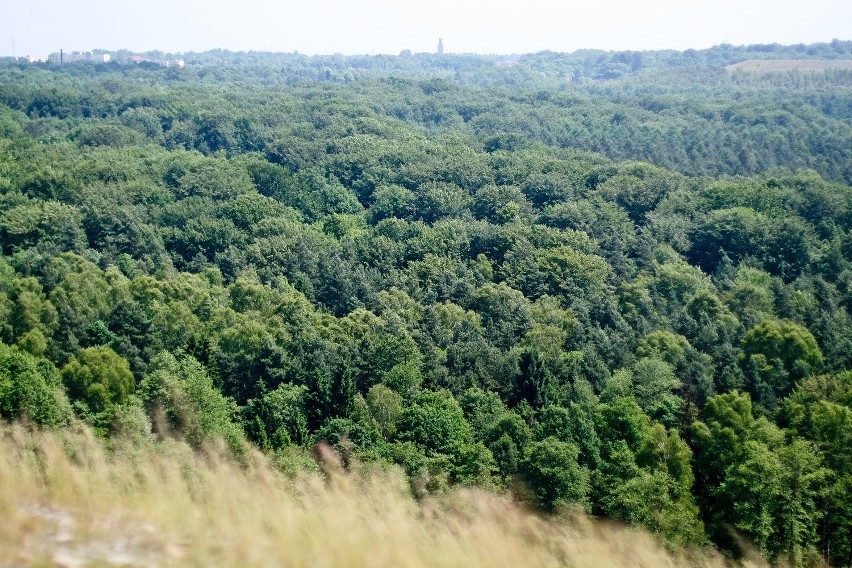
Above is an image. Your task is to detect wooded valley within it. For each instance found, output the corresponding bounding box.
[0,41,851,566]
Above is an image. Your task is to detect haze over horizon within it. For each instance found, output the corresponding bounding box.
[2,0,850,58]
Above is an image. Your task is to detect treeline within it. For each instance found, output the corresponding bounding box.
[0,44,851,566]
[181,38,852,84]
[13,38,849,84]
[1,43,851,183]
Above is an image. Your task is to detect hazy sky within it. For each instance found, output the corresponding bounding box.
[2,0,850,57]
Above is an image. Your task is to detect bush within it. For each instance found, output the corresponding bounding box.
[61,346,135,414]
[0,342,71,426]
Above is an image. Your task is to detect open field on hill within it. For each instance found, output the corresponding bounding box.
[726,59,852,72]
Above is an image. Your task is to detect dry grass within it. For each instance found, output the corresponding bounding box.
[725,60,852,73]
[0,423,765,567]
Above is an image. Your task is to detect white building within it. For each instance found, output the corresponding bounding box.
[47,51,111,64]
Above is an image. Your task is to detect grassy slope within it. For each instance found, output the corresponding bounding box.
[0,423,767,568]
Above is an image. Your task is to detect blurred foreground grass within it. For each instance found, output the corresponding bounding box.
[0,423,765,567]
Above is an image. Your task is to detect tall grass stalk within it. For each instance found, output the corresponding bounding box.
[0,423,765,567]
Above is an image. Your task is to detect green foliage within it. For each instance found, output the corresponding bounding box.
[1,198,86,254]
[397,390,474,456]
[692,391,834,563]
[71,122,143,148]
[631,357,683,428]
[0,275,58,351]
[781,373,852,566]
[243,382,309,449]
[314,416,384,459]
[365,383,403,437]
[741,320,823,410]
[522,437,590,512]
[382,361,422,399]
[209,316,287,405]
[0,342,71,426]
[0,45,851,562]
[742,320,823,371]
[483,411,531,477]
[719,438,828,563]
[512,348,555,410]
[61,346,135,414]
[396,389,494,484]
[637,331,690,367]
[140,351,247,454]
[601,465,704,547]
[595,163,683,224]
[591,391,706,546]
[458,387,508,440]
[690,207,770,273]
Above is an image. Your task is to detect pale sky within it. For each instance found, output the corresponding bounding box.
[2,0,850,57]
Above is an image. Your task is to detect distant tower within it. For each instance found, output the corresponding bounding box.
[437,38,444,55]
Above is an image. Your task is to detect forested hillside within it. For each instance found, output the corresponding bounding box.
[1,42,851,566]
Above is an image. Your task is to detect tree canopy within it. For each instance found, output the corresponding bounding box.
[1,41,851,566]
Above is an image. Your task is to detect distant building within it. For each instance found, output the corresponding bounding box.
[47,50,110,64]
[437,38,444,55]
[127,55,184,67]
[23,55,48,63]
[69,51,101,62]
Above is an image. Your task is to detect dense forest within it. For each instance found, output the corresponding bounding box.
[1,41,851,566]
